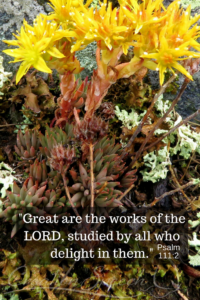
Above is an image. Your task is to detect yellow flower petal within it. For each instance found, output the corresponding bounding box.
[47,47,65,58]
[3,40,19,46]
[16,61,32,83]
[158,64,167,85]
[3,49,25,59]
[172,61,193,81]
[143,59,158,71]
[33,57,52,73]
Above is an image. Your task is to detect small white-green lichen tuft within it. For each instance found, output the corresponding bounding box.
[140,147,171,183]
[188,214,200,266]
[189,212,200,228]
[188,232,200,266]
[115,106,146,129]
[0,56,12,95]
[0,162,17,198]
[169,114,200,159]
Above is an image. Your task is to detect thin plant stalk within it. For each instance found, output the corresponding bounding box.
[144,106,200,152]
[180,150,195,184]
[148,181,195,207]
[89,142,95,215]
[123,74,177,157]
[169,164,191,204]
[62,172,80,218]
[129,77,190,169]
[115,183,135,203]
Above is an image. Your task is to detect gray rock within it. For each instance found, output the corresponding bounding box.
[0,0,49,73]
[148,70,200,122]
[75,42,97,80]
[176,73,200,121]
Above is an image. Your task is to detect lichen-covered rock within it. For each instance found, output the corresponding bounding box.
[75,42,97,80]
[0,55,12,94]
[0,0,49,73]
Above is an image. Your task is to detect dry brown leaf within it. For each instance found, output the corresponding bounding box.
[9,71,55,113]
[18,240,53,265]
[22,266,58,300]
[191,196,200,211]
[0,249,21,284]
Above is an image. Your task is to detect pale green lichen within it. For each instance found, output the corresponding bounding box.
[154,95,174,126]
[0,293,19,300]
[187,212,200,266]
[188,232,200,266]
[115,99,171,183]
[189,212,200,228]
[181,0,200,9]
[115,95,200,183]
[115,106,146,129]
[0,56,12,95]
[154,128,169,136]
[169,114,200,159]
[188,253,200,267]
[89,0,101,8]
[0,162,17,199]
[140,147,171,183]
[154,96,171,116]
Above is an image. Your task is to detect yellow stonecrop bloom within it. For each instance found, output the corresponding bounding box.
[119,0,167,34]
[3,0,200,86]
[3,28,52,84]
[67,0,132,52]
[47,0,93,25]
[3,14,70,83]
[124,0,200,84]
[163,1,200,50]
[68,0,135,54]
[142,35,200,85]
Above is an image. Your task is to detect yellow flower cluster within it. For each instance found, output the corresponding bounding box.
[3,14,67,83]
[3,0,200,84]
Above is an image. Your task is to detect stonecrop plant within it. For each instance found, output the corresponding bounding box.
[1,0,200,236]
